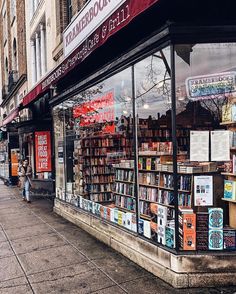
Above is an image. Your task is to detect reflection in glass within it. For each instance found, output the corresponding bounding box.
[135,47,176,248]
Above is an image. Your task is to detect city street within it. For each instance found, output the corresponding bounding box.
[0,181,235,294]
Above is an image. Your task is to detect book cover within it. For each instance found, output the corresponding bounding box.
[183,231,196,250]
[157,205,167,226]
[131,214,137,232]
[222,104,232,122]
[143,220,151,239]
[110,208,115,222]
[125,212,132,230]
[106,207,111,221]
[95,203,101,217]
[232,104,236,122]
[157,224,166,245]
[196,212,209,231]
[196,231,208,251]
[183,213,196,233]
[122,212,126,227]
[138,158,143,170]
[138,219,144,235]
[233,155,236,174]
[208,208,223,230]
[92,201,96,214]
[165,226,175,248]
[223,229,236,250]
[100,206,104,218]
[209,229,223,250]
[118,211,123,226]
[103,207,107,219]
[146,158,151,171]
[114,209,118,223]
[224,180,236,200]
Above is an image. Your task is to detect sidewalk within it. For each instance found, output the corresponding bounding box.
[1,182,236,294]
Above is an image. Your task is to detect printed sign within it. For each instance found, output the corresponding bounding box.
[23,0,158,106]
[194,175,213,206]
[35,131,52,172]
[11,149,19,177]
[73,90,115,132]
[186,72,236,100]
[63,0,126,56]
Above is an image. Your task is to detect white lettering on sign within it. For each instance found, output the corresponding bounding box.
[63,0,126,56]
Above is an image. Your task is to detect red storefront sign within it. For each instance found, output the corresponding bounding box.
[73,90,115,133]
[35,131,52,172]
[23,0,159,107]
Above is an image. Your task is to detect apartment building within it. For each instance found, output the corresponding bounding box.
[0,0,27,184]
[19,0,88,194]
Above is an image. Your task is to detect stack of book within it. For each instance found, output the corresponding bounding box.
[196,212,209,250]
[208,208,223,250]
[179,208,196,250]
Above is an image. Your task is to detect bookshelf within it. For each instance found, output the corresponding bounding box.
[74,133,132,203]
[220,109,236,229]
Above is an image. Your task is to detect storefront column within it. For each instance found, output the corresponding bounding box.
[30,0,35,18]
[30,39,36,84]
[40,23,46,76]
[35,32,41,81]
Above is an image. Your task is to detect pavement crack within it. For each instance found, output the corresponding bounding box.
[30,268,94,285]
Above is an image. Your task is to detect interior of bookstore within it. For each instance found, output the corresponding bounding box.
[53,43,236,252]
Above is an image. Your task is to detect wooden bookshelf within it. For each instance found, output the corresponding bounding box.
[112,191,135,198]
[220,121,236,126]
[222,198,236,203]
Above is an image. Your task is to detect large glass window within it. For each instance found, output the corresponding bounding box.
[53,43,236,252]
[135,47,175,247]
[175,43,236,251]
[54,68,137,230]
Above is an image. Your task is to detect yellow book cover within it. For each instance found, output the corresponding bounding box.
[222,104,232,122]
[118,211,123,226]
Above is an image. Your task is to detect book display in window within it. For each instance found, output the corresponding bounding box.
[74,134,132,203]
[221,103,236,230]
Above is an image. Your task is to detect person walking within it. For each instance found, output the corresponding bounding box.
[18,159,32,203]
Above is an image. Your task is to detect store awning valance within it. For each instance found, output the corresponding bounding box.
[0,106,20,127]
[22,0,159,107]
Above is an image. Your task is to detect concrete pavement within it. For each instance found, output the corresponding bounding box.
[1,181,236,294]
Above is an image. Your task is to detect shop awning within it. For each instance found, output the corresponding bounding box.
[22,0,159,107]
[0,106,20,127]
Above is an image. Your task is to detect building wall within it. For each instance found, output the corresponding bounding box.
[0,0,27,117]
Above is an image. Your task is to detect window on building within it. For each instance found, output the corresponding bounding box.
[67,0,73,23]
[3,9,7,45]
[56,0,69,37]
[12,38,18,71]
[5,57,8,84]
[10,0,16,23]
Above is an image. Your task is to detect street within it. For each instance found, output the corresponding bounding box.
[0,182,235,294]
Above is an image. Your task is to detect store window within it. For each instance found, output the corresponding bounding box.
[135,47,175,247]
[53,46,178,248]
[53,67,136,229]
[175,43,236,251]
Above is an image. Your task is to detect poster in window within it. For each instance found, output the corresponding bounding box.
[190,131,209,162]
[194,175,213,206]
[35,131,52,172]
[11,148,19,176]
[211,130,231,161]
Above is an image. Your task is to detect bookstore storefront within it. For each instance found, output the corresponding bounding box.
[53,40,236,287]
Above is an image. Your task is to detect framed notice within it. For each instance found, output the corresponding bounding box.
[194,175,213,206]
[211,131,231,161]
[35,131,52,172]
[190,131,209,162]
